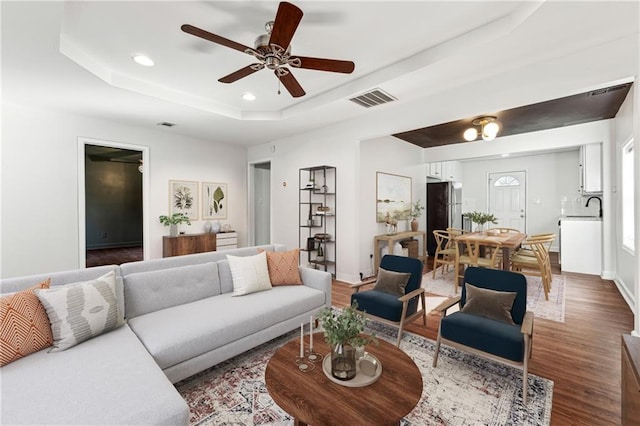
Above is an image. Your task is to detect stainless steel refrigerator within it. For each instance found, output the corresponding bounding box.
[426,181,463,255]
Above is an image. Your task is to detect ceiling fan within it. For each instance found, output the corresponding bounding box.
[181,1,355,98]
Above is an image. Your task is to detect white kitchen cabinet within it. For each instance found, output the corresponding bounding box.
[560,219,602,275]
[441,161,461,182]
[427,162,442,179]
[579,143,602,194]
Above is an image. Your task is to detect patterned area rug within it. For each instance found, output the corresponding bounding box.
[424,267,566,322]
[176,325,553,426]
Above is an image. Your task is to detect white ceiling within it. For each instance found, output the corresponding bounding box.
[2,1,638,146]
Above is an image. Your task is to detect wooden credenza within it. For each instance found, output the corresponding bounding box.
[162,233,216,257]
[622,334,640,425]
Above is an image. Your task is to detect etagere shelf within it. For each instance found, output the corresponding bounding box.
[299,166,336,277]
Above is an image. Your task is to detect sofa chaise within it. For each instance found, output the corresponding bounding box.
[0,244,332,425]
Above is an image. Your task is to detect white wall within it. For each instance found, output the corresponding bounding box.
[359,136,426,278]
[613,85,637,312]
[248,133,360,283]
[1,102,247,278]
[458,150,581,251]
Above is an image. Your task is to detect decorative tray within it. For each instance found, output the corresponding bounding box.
[322,353,382,387]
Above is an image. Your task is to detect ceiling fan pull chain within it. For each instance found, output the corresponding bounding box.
[277,76,281,95]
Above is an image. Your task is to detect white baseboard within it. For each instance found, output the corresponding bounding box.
[613,276,636,313]
[601,270,615,280]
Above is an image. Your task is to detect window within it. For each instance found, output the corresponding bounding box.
[494,176,520,187]
[622,138,634,252]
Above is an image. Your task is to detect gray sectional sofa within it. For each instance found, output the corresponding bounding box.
[0,244,332,425]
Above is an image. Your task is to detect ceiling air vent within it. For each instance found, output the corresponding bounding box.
[156,122,176,127]
[349,88,397,108]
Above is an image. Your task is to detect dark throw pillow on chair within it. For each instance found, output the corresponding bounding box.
[373,267,411,297]
[461,283,517,325]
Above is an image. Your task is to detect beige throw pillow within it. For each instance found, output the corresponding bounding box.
[461,283,517,325]
[373,267,411,297]
[227,251,272,296]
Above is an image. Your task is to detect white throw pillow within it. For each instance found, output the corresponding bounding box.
[35,271,125,352]
[227,252,272,296]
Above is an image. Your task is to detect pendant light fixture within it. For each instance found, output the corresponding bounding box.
[463,116,500,141]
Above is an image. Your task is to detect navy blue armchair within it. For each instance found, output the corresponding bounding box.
[432,266,534,404]
[351,255,426,347]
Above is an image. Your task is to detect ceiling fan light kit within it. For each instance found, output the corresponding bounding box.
[181,1,355,98]
[463,116,500,141]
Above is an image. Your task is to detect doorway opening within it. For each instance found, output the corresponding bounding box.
[78,138,149,267]
[249,161,271,246]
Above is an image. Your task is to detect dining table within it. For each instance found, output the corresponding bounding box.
[454,231,527,271]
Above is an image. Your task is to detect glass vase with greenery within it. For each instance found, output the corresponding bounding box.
[463,211,497,232]
[318,302,377,381]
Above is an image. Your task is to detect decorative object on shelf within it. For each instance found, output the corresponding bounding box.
[169,180,199,220]
[463,211,498,232]
[316,244,324,262]
[202,182,227,220]
[384,213,398,235]
[410,199,424,232]
[314,233,331,241]
[211,221,221,234]
[222,223,233,233]
[307,204,314,226]
[376,172,412,223]
[159,213,191,237]
[320,184,329,193]
[203,221,212,233]
[306,237,315,251]
[316,205,331,215]
[463,116,501,142]
[318,303,377,381]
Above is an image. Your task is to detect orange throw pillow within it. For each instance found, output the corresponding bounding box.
[0,279,53,366]
[258,248,303,286]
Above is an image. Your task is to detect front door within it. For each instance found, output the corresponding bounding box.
[488,171,526,232]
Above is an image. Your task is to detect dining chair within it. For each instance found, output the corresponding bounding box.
[487,227,520,234]
[510,237,552,300]
[446,227,469,237]
[454,238,502,294]
[517,233,555,258]
[432,230,457,279]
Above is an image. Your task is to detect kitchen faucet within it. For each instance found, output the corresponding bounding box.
[585,196,602,218]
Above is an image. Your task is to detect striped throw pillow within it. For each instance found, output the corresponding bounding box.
[0,279,53,366]
[35,271,124,352]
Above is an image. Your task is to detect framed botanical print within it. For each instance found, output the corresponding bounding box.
[202,182,228,220]
[376,172,412,222]
[169,180,199,220]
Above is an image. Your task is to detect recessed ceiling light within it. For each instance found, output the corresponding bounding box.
[501,153,510,157]
[241,92,256,101]
[132,55,154,67]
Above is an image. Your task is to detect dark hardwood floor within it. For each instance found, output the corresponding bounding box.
[86,246,143,267]
[331,253,635,425]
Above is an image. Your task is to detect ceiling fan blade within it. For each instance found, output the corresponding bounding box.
[219,65,261,83]
[277,70,305,98]
[268,2,303,49]
[294,56,355,74]
[181,24,251,53]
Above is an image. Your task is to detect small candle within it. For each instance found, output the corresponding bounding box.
[300,323,304,358]
[309,316,314,351]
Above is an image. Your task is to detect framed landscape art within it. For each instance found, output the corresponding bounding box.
[376,172,412,222]
[169,180,199,220]
[202,182,228,220]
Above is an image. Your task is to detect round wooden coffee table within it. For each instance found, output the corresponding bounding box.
[265,332,422,426]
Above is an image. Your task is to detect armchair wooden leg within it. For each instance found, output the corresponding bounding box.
[433,326,442,368]
[396,302,409,347]
[522,336,531,405]
[420,293,427,326]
